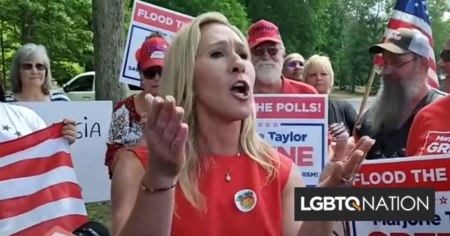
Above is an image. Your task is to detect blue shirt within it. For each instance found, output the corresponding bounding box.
[5,92,71,102]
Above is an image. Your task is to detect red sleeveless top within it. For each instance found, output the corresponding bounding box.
[131,147,293,236]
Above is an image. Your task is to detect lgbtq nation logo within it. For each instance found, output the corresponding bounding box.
[352,201,361,211]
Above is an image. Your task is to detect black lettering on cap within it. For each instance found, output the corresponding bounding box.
[255,26,275,32]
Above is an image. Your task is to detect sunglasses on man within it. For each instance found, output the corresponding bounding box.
[251,46,279,57]
[287,61,304,68]
[440,50,450,62]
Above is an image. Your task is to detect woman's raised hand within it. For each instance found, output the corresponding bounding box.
[144,94,188,185]
[319,135,375,187]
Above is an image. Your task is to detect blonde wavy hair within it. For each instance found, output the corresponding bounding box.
[160,12,279,212]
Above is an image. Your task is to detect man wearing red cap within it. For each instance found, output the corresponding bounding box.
[247,20,317,94]
[248,20,338,171]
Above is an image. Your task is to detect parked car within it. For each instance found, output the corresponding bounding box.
[61,71,142,101]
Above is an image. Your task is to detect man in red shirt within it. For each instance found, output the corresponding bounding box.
[247,20,318,94]
[406,35,450,156]
[247,20,336,157]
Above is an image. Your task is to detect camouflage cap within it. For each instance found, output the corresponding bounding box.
[369,28,429,58]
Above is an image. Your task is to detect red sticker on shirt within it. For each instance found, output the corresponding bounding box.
[421,131,450,155]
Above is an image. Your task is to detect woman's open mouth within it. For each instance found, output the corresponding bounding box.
[230,80,250,101]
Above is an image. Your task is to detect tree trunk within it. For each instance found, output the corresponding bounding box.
[92,0,127,104]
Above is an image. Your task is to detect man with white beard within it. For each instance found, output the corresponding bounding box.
[355,28,445,160]
[247,20,318,94]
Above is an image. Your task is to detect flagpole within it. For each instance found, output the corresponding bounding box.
[352,65,377,137]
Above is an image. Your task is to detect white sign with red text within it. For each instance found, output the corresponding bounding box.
[420,131,450,155]
[255,95,328,186]
[351,154,450,236]
[119,1,194,86]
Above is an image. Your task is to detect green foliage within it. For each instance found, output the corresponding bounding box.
[144,0,251,31]
[53,61,85,85]
[0,0,449,93]
[0,0,92,85]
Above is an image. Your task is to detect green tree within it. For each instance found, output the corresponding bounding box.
[145,0,251,31]
[428,0,450,59]
[0,0,93,85]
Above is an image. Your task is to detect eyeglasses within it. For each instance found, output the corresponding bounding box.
[142,67,162,79]
[251,46,279,57]
[287,61,304,68]
[378,57,418,73]
[21,63,46,71]
[440,50,450,62]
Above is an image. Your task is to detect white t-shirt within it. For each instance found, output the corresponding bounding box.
[0,103,47,142]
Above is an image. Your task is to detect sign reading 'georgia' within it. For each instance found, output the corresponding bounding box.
[255,94,328,186]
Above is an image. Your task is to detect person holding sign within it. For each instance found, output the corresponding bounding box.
[0,82,77,143]
[406,35,450,156]
[112,12,375,236]
[354,28,445,160]
[106,33,169,178]
[247,20,333,153]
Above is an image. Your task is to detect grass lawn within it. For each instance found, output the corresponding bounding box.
[86,202,112,230]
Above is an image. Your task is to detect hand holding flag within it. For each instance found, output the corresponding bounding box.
[0,123,88,235]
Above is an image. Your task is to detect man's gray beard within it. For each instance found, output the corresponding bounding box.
[370,76,420,134]
[255,66,281,83]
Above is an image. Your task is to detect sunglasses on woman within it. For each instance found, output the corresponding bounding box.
[142,67,162,79]
[21,63,46,71]
[440,50,450,62]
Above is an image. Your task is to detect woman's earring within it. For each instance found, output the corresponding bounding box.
[140,81,144,89]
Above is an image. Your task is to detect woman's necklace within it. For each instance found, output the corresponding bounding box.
[209,151,241,182]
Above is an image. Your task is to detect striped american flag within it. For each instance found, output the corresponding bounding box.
[375,0,439,88]
[0,123,88,235]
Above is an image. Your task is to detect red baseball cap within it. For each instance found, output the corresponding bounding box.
[247,20,282,49]
[135,36,169,70]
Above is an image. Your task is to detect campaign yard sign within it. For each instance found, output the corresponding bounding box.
[351,154,450,236]
[120,1,193,86]
[255,94,328,186]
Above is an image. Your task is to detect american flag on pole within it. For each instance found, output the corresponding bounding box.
[0,123,88,235]
[375,0,439,89]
